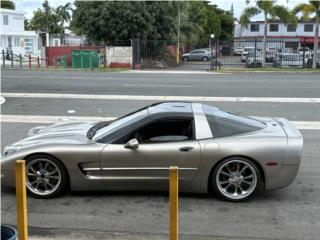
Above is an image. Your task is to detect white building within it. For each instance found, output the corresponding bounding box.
[234,21,320,50]
[0,8,38,56]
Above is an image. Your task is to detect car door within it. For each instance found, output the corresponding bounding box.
[99,116,201,190]
[190,50,199,61]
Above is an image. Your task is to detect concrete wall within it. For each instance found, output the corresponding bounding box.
[106,46,132,68]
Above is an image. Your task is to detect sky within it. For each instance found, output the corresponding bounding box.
[14,0,310,20]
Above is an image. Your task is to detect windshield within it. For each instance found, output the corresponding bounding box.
[92,109,148,141]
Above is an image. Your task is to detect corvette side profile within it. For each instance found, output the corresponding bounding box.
[1,102,303,201]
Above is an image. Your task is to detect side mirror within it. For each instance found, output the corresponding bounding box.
[124,138,139,149]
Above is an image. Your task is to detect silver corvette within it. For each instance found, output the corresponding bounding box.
[1,102,303,201]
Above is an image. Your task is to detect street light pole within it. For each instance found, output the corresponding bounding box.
[210,34,215,70]
[176,2,180,65]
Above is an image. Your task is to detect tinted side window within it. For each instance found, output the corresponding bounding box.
[126,118,194,144]
[203,105,265,138]
[206,115,262,138]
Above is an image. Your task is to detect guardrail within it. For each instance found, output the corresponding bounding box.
[14,160,180,240]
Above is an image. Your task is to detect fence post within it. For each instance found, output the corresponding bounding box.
[2,50,5,68]
[169,166,178,240]
[37,56,40,69]
[11,51,14,68]
[28,54,31,69]
[46,57,48,69]
[16,160,29,240]
[19,54,22,68]
[254,38,257,68]
[302,37,306,68]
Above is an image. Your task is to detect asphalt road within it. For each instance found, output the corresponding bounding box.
[1,69,320,240]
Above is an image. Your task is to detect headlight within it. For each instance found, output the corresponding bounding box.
[3,146,21,156]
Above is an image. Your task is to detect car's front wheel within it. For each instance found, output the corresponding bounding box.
[26,155,68,198]
[211,157,261,202]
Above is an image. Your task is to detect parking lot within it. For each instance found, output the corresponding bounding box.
[1,69,320,239]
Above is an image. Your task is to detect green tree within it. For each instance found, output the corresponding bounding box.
[29,1,62,34]
[293,1,320,68]
[24,18,32,30]
[0,0,15,10]
[56,2,72,44]
[71,1,175,44]
[240,0,296,67]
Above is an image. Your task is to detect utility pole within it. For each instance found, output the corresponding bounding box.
[45,0,49,47]
[176,2,180,65]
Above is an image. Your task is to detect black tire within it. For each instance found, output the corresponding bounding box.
[183,57,189,62]
[211,157,262,202]
[307,59,312,68]
[202,56,209,62]
[25,154,68,198]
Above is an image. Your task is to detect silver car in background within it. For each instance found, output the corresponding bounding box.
[182,49,212,62]
[274,53,304,68]
[1,102,303,202]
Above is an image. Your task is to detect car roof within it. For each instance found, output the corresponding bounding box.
[148,102,193,115]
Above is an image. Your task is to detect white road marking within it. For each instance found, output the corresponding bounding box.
[2,92,320,103]
[67,109,76,114]
[1,115,320,130]
[0,115,113,123]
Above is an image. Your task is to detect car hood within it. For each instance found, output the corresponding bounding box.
[10,121,96,148]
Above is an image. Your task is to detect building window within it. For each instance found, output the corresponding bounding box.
[287,24,296,32]
[3,15,9,25]
[54,39,60,46]
[24,38,34,54]
[304,24,313,32]
[8,36,12,48]
[269,24,278,32]
[250,24,259,32]
[14,37,20,47]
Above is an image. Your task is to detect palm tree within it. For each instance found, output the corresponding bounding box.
[293,1,320,68]
[56,2,72,45]
[240,0,296,67]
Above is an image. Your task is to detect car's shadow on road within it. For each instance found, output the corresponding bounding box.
[1,184,292,204]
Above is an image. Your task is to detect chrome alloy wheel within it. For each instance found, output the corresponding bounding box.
[216,160,257,200]
[26,158,62,196]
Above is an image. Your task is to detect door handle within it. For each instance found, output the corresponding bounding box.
[179,146,194,152]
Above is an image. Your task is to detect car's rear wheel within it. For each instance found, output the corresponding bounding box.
[211,157,261,202]
[26,155,68,198]
[183,56,189,62]
[202,56,209,62]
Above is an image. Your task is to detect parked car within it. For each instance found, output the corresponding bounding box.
[273,53,303,68]
[297,47,311,56]
[241,47,260,62]
[234,47,244,56]
[1,102,303,202]
[306,51,320,68]
[221,45,231,55]
[182,49,212,62]
[245,52,263,68]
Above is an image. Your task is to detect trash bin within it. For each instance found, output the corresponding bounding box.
[71,50,99,69]
[1,225,17,240]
